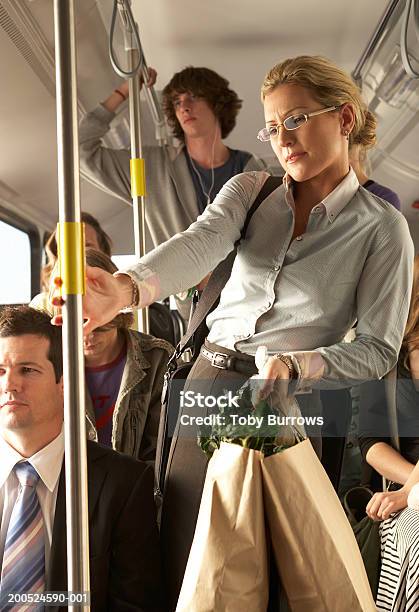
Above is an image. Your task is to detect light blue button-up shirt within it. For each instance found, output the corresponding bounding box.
[126,168,414,391]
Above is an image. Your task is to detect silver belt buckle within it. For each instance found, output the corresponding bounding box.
[211,350,229,369]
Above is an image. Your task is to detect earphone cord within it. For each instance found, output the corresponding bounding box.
[188,127,217,206]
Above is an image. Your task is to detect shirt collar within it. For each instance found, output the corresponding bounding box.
[283,167,359,223]
[320,167,359,222]
[0,435,24,489]
[0,427,64,492]
[283,173,292,192]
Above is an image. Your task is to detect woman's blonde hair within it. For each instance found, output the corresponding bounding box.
[403,254,419,361]
[261,55,376,150]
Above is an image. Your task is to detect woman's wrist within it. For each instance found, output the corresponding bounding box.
[274,354,296,379]
[403,476,419,495]
[113,273,139,311]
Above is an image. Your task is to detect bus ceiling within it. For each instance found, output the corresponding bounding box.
[0,0,417,249]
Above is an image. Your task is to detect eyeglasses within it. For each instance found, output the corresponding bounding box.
[257,106,339,142]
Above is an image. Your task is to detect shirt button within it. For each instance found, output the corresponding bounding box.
[313,206,321,213]
[296,235,303,241]
[273,265,281,271]
[88,430,96,440]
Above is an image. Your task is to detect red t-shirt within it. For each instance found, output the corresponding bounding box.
[85,344,127,446]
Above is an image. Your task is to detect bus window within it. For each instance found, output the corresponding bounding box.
[0,220,32,304]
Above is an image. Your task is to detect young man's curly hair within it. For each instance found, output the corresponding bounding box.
[162,66,242,141]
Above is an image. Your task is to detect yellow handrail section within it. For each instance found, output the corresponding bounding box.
[56,221,86,295]
[130,157,146,197]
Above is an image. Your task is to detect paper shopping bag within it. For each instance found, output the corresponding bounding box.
[261,439,376,612]
[176,442,268,612]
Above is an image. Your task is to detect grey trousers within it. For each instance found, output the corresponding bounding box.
[160,341,322,611]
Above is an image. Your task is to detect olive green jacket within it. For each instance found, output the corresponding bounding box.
[85,329,173,462]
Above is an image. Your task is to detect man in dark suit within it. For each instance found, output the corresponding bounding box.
[0,305,163,611]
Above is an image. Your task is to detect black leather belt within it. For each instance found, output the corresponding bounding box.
[201,346,257,377]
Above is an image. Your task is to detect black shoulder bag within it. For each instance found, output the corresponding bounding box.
[154,176,282,502]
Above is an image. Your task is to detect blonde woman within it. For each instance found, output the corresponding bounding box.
[54,56,414,608]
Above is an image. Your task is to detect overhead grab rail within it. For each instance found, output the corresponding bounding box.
[110,0,168,145]
[353,0,419,84]
[352,0,403,84]
[400,0,419,78]
[109,0,143,77]
[109,0,153,333]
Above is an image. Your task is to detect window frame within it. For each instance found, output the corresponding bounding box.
[0,204,42,300]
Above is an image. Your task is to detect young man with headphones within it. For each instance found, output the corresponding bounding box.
[79,66,266,317]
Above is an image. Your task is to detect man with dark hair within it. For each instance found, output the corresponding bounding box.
[0,306,63,383]
[79,66,266,317]
[0,305,162,610]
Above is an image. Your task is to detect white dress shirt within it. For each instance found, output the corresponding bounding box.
[0,430,64,577]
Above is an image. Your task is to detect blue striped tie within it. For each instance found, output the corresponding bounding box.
[0,462,45,610]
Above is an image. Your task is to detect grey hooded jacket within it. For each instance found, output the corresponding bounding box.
[79,104,267,250]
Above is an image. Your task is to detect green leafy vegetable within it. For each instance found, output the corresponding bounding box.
[198,383,294,458]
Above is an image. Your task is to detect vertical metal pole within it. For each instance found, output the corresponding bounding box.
[53,2,90,610]
[113,2,151,333]
[128,47,149,333]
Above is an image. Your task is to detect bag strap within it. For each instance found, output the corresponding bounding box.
[176,175,282,356]
[385,365,400,452]
[382,365,400,491]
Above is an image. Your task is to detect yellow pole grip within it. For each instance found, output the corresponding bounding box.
[130,158,146,197]
[56,221,86,295]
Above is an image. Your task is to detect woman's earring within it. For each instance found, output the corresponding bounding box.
[343,130,349,140]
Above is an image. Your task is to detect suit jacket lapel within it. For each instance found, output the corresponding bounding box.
[87,447,107,523]
[47,466,67,592]
[46,444,107,591]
